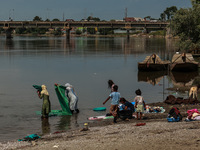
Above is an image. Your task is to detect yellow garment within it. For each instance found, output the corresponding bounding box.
[41,85,49,96]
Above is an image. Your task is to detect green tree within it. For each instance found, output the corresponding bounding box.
[33,16,42,21]
[164,6,177,20]
[191,0,200,4]
[52,18,60,21]
[160,13,166,21]
[144,16,151,20]
[87,16,100,21]
[171,1,200,51]
[75,29,82,35]
[45,19,50,22]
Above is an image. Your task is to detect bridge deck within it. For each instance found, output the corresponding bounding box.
[0,21,169,29]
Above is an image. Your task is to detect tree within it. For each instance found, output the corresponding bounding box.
[144,16,151,21]
[160,13,166,21]
[171,1,200,51]
[87,16,100,21]
[191,0,200,4]
[164,6,177,20]
[45,19,50,22]
[52,18,60,22]
[33,16,42,21]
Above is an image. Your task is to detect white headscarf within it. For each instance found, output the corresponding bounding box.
[41,85,49,96]
[65,83,72,88]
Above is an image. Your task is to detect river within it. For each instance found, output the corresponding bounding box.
[0,36,197,142]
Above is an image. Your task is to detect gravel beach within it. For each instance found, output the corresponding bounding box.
[1,103,200,150]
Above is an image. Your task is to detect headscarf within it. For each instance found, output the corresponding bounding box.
[65,83,72,89]
[41,85,49,96]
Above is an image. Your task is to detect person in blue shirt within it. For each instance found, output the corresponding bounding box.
[118,97,135,120]
[103,85,121,123]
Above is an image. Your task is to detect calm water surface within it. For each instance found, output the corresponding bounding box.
[0,36,197,142]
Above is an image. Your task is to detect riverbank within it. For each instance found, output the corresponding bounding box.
[1,102,200,150]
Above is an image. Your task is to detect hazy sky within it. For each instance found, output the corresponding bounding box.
[0,0,192,21]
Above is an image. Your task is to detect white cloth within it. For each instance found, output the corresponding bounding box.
[134,96,144,105]
[64,83,78,111]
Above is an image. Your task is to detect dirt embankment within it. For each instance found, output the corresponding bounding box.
[1,102,200,150]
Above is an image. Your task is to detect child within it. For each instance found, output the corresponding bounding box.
[134,89,146,120]
[103,85,121,123]
[108,80,115,92]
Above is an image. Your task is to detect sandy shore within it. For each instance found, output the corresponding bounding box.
[1,103,200,150]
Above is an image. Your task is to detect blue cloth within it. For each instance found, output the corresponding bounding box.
[18,134,41,141]
[109,92,121,105]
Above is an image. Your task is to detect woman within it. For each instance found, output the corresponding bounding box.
[65,83,79,113]
[38,85,51,119]
[108,80,115,92]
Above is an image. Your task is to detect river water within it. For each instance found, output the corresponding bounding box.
[0,36,198,142]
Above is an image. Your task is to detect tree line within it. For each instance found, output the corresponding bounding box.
[171,0,200,52]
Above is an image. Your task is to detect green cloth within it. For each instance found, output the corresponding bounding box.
[54,85,72,115]
[33,84,72,116]
[32,85,42,91]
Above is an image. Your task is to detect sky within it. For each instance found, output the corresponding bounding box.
[0,0,192,21]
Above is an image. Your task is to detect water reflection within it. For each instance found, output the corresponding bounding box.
[169,71,199,87]
[56,115,78,131]
[5,39,14,50]
[0,37,178,58]
[41,118,50,135]
[138,71,167,85]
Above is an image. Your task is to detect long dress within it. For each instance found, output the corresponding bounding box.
[40,94,51,118]
[66,86,78,112]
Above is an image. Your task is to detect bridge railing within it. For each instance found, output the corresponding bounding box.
[0,21,169,29]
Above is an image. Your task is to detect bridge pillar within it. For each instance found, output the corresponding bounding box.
[126,29,130,40]
[144,28,150,33]
[4,28,13,39]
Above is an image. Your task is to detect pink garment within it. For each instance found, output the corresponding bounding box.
[187,109,200,119]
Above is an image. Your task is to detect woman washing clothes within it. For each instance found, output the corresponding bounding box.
[64,83,79,113]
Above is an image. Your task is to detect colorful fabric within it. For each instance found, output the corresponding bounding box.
[187,109,200,119]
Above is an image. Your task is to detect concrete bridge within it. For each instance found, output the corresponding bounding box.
[0,21,169,39]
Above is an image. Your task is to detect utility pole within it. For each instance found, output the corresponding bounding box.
[125,7,127,18]
[63,12,65,21]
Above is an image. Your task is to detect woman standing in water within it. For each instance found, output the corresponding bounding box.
[37,85,51,119]
[65,83,79,113]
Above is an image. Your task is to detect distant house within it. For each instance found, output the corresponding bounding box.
[65,19,74,22]
[134,17,145,22]
[123,17,136,22]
